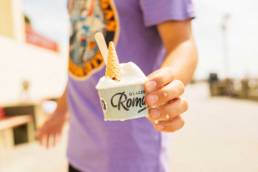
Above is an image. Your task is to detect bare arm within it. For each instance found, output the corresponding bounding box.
[54,86,68,117]
[158,20,198,84]
[37,86,68,148]
[145,20,198,132]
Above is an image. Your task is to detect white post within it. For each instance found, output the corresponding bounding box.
[221,13,231,78]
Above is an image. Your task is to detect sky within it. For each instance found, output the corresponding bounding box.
[22,0,258,79]
[193,0,258,79]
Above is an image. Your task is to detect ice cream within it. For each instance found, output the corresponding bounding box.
[96,62,147,89]
[96,41,148,121]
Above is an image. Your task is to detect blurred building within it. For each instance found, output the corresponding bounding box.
[0,0,67,104]
[24,15,59,52]
[0,0,25,42]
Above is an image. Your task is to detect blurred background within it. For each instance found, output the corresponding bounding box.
[0,0,258,171]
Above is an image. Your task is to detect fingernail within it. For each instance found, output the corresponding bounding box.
[146,95,158,106]
[156,125,164,130]
[145,81,157,92]
[150,109,160,119]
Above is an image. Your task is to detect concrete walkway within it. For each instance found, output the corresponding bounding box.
[1,83,258,172]
[169,83,258,172]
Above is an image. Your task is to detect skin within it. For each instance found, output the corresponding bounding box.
[37,19,198,147]
[36,89,68,148]
[145,19,198,132]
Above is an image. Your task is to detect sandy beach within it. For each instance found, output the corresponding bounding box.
[1,83,258,172]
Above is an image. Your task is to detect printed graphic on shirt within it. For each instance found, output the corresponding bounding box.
[68,0,119,79]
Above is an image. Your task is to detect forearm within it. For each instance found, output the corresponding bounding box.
[145,35,196,132]
[54,86,68,116]
[161,38,198,84]
[145,21,198,132]
[37,86,68,147]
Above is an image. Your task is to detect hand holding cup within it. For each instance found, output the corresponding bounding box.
[145,67,188,132]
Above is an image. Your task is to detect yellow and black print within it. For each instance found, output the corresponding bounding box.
[68,0,119,79]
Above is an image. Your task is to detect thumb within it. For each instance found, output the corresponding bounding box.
[145,67,174,93]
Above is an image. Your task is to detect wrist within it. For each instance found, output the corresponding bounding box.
[53,109,67,120]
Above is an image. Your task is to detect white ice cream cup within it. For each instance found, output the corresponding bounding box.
[97,81,148,121]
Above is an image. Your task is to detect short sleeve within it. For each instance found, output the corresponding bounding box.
[139,0,195,27]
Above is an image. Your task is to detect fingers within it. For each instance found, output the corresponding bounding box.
[49,133,58,148]
[154,116,185,132]
[148,98,188,121]
[36,128,45,145]
[145,80,184,107]
[145,68,188,133]
[46,134,51,149]
[37,128,50,148]
[38,132,60,149]
[54,134,61,146]
[145,67,174,93]
[36,126,60,148]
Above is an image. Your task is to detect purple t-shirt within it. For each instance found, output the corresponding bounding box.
[67,0,194,171]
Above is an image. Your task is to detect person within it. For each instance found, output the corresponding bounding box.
[37,0,198,171]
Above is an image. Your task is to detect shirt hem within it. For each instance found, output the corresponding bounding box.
[144,11,195,27]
